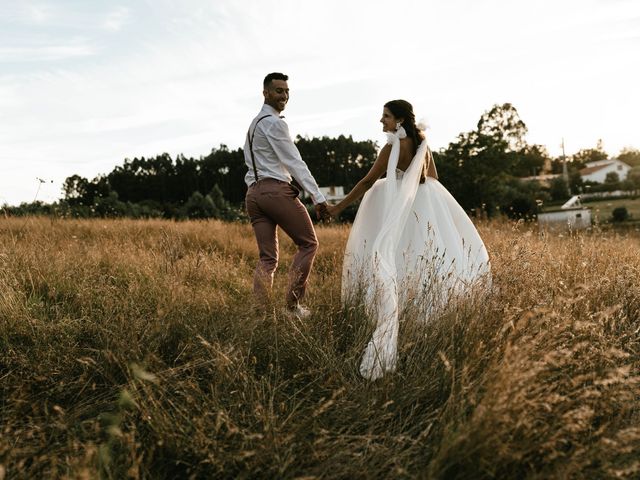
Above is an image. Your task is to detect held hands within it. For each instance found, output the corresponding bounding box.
[326,204,341,219]
[315,202,343,223]
[315,202,332,223]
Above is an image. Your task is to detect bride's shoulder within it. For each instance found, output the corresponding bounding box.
[399,135,414,146]
[398,136,415,151]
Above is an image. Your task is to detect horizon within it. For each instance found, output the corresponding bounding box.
[2,0,639,206]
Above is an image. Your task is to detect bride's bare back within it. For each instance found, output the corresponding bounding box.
[397,136,438,180]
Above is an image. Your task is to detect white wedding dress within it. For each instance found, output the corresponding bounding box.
[342,131,491,380]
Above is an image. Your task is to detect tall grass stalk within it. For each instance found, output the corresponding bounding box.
[0,217,638,478]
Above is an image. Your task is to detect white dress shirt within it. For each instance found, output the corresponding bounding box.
[244,104,326,205]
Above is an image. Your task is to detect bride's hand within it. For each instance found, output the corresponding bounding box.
[326,204,340,218]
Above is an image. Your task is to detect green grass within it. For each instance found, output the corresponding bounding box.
[582,197,640,222]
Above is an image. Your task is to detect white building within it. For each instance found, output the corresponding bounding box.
[579,159,631,183]
[300,186,346,202]
[319,186,346,202]
[537,207,592,232]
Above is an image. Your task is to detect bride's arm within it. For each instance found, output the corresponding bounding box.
[327,144,392,217]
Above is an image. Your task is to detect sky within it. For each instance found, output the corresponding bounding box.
[1,0,639,206]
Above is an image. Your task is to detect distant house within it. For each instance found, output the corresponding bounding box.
[579,159,631,183]
[319,186,346,202]
[537,207,592,232]
[299,186,346,202]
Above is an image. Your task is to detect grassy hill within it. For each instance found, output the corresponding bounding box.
[1,218,639,479]
[582,196,640,223]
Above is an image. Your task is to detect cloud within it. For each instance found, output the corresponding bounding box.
[27,4,50,24]
[0,43,96,62]
[103,6,130,31]
[1,0,639,206]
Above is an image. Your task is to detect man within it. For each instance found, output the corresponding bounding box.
[244,72,330,318]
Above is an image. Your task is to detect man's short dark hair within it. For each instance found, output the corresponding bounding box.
[263,72,288,89]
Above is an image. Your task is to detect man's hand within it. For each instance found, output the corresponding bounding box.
[326,204,341,218]
[315,202,331,223]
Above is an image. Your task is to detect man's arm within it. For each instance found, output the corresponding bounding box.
[265,120,327,205]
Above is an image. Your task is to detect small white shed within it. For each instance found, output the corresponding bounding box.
[537,207,592,232]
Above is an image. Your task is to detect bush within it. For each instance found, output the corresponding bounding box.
[611,206,630,222]
[549,177,570,201]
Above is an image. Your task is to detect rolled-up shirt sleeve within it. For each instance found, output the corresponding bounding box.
[265,120,327,204]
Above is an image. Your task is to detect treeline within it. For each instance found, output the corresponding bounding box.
[4,104,640,220]
[4,136,380,220]
[50,135,379,220]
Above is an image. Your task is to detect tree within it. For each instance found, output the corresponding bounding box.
[200,145,246,204]
[62,175,90,205]
[107,154,176,204]
[567,169,583,194]
[94,191,126,217]
[183,191,217,219]
[476,103,528,153]
[497,177,547,219]
[624,167,640,194]
[604,171,620,186]
[571,140,608,168]
[437,103,530,215]
[175,154,200,201]
[209,184,232,219]
[618,147,640,167]
[549,176,570,201]
[62,174,111,207]
[295,135,378,191]
[512,144,551,177]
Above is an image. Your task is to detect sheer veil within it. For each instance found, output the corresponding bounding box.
[347,130,430,380]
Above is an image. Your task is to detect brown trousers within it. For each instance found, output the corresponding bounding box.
[245,179,318,307]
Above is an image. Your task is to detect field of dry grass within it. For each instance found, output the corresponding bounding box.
[1,216,639,479]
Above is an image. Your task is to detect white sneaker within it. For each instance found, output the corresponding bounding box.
[284,304,311,320]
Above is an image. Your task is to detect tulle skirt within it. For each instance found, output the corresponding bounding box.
[341,177,491,379]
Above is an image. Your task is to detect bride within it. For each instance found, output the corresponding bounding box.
[327,100,491,380]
